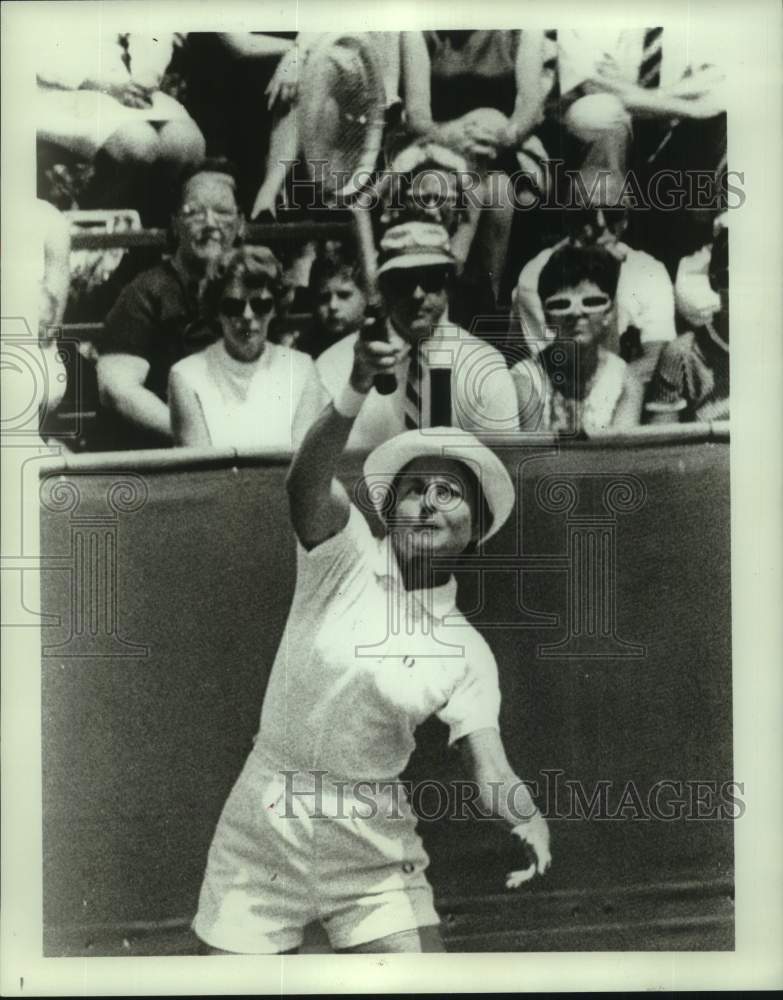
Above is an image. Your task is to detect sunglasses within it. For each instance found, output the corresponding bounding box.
[385,268,451,294]
[566,208,627,231]
[219,296,275,319]
[543,293,612,315]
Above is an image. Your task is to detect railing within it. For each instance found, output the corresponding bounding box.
[39,433,733,954]
[39,421,731,474]
[70,219,354,251]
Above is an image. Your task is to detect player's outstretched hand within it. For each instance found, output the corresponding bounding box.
[506,811,551,889]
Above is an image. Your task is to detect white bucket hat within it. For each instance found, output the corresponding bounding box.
[363,429,515,544]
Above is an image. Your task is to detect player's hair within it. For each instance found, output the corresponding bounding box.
[538,244,621,302]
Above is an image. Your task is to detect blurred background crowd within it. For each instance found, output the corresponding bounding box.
[33,28,730,452]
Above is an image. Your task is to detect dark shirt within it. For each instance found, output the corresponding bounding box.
[101,258,216,402]
[425,30,519,122]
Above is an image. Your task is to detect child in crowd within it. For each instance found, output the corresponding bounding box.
[297,243,368,359]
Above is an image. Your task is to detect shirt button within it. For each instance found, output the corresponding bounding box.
[402,861,415,874]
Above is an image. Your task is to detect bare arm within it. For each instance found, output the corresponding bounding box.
[591,61,725,120]
[218,33,295,58]
[39,201,71,326]
[96,353,172,440]
[291,364,330,450]
[286,325,407,550]
[168,368,212,447]
[506,30,547,144]
[612,371,645,430]
[399,31,507,157]
[458,728,551,881]
[399,31,434,138]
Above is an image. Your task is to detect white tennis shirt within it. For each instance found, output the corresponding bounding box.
[253,505,501,783]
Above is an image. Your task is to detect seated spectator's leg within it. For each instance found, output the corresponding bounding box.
[102,121,161,168]
[156,118,207,172]
[471,172,515,305]
[564,94,632,183]
[251,106,298,220]
[149,119,208,224]
[83,121,160,212]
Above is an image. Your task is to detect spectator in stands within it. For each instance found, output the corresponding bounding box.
[378,143,476,271]
[512,178,676,380]
[399,30,548,304]
[296,243,368,359]
[168,246,326,449]
[96,160,242,448]
[511,245,644,436]
[377,141,498,327]
[250,32,401,219]
[674,212,727,330]
[37,32,205,221]
[551,27,727,181]
[645,229,729,424]
[316,221,519,450]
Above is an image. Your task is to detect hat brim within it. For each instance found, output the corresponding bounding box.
[362,429,515,545]
[377,252,456,277]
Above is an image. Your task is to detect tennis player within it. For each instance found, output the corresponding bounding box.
[193,329,551,954]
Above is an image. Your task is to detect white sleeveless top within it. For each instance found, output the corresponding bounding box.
[170,340,319,451]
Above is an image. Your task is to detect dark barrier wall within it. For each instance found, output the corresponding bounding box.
[39,432,733,953]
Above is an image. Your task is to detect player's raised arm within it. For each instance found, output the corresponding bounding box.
[457,727,552,887]
[285,321,408,551]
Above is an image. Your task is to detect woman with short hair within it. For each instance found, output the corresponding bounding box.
[511,244,645,435]
[168,245,326,450]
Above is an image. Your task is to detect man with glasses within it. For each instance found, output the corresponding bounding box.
[96,159,243,448]
[511,183,676,382]
[315,221,519,450]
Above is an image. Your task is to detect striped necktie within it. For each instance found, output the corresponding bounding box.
[637,27,673,165]
[405,347,422,430]
[118,34,132,74]
[639,27,663,88]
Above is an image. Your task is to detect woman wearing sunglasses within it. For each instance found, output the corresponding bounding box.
[512,244,644,436]
[168,245,326,449]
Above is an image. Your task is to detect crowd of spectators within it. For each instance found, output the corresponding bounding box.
[35,28,730,451]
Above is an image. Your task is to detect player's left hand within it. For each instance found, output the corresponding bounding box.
[506,811,551,889]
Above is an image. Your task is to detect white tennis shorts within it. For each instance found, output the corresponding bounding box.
[193,751,440,953]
